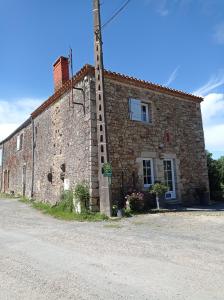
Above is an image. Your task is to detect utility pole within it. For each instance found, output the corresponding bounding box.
[93,0,112,216]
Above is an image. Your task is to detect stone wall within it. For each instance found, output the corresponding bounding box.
[33,77,99,207]
[0,121,33,197]
[104,78,209,205]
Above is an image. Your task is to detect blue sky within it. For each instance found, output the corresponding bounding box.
[0,0,223,158]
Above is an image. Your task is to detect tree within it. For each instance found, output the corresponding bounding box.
[206,151,224,200]
[150,183,168,210]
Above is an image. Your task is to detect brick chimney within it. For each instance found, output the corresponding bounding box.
[53,56,69,92]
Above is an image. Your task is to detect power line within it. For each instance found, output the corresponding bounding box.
[101,0,131,29]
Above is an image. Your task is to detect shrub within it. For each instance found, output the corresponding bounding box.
[125,192,145,212]
[59,190,74,212]
[112,204,118,217]
[73,183,90,212]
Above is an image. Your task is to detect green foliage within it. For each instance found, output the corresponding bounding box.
[0,193,16,199]
[20,197,108,222]
[206,151,224,200]
[59,190,74,212]
[149,183,168,196]
[112,204,118,216]
[19,196,31,203]
[73,183,90,211]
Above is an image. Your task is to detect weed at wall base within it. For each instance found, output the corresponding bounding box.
[19,197,108,222]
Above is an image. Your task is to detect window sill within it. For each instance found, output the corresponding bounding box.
[131,119,153,126]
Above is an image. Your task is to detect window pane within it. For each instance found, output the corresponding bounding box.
[146,160,151,168]
[141,105,147,122]
[130,99,141,121]
[167,171,172,181]
[147,176,152,184]
[168,181,173,191]
[166,161,171,170]
[143,160,153,186]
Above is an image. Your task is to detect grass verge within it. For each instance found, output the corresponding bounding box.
[19,197,108,222]
[0,192,18,199]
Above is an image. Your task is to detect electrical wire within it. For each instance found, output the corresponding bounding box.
[102,0,131,29]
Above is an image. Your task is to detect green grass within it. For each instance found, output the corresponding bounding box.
[19,196,31,203]
[19,198,108,222]
[0,192,17,199]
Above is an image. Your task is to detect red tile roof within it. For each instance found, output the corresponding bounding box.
[31,64,203,119]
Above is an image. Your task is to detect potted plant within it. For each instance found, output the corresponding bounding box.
[149,182,168,210]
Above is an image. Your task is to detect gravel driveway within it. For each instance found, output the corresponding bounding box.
[0,197,224,300]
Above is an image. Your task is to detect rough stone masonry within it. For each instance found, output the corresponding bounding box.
[0,59,210,212]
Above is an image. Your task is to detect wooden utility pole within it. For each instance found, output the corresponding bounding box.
[93,0,112,216]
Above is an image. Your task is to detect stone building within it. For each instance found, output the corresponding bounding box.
[0,57,210,211]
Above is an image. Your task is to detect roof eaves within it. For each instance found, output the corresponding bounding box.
[103,70,203,103]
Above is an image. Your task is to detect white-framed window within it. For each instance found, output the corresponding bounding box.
[0,148,2,166]
[142,158,154,188]
[129,99,151,123]
[163,159,176,199]
[16,133,23,151]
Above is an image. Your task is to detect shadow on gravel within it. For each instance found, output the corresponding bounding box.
[164,202,224,213]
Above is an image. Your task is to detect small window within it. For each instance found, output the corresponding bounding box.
[129,99,151,123]
[142,159,154,188]
[17,133,23,151]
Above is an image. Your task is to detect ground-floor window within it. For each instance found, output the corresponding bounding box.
[143,159,154,188]
[163,159,176,199]
[141,158,176,199]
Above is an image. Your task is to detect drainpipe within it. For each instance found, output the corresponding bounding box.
[0,143,4,192]
[31,117,35,198]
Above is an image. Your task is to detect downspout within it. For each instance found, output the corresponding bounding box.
[31,117,35,198]
[0,143,4,192]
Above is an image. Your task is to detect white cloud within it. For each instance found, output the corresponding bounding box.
[144,0,170,16]
[193,72,224,96]
[200,93,224,153]
[0,98,43,142]
[203,124,224,151]
[214,23,224,45]
[144,0,192,16]
[202,93,224,151]
[164,65,180,86]
[201,93,224,124]
[194,72,224,154]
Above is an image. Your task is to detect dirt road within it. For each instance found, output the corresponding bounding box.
[0,198,224,300]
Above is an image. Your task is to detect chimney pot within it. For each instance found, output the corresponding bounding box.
[53,56,69,92]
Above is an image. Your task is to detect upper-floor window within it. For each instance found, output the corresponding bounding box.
[16,133,23,151]
[0,148,2,166]
[129,99,152,123]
